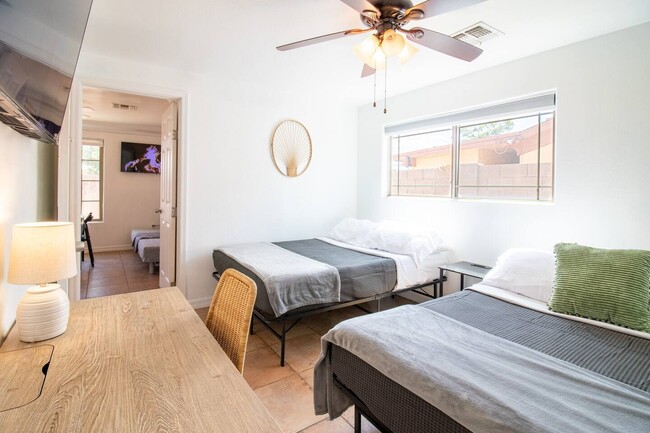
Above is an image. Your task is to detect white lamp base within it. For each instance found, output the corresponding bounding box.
[16,283,70,343]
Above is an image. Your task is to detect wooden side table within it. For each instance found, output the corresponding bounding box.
[438,261,492,297]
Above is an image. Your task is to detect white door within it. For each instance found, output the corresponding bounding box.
[159,101,177,287]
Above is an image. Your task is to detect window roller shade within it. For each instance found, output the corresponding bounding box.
[385,93,556,135]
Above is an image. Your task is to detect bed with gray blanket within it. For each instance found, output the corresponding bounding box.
[213,239,400,319]
[131,228,160,273]
[213,238,447,367]
[314,289,650,433]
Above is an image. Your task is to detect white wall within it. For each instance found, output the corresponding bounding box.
[357,23,650,282]
[0,123,57,343]
[81,129,161,250]
[76,52,358,306]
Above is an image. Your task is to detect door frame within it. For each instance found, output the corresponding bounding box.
[64,76,189,301]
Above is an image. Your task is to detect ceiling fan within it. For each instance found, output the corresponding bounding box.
[277,0,487,77]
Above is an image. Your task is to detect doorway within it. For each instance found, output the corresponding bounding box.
[76,86,180,299]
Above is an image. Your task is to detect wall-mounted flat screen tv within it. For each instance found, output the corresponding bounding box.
[121,142,161,174]
[0,0,93,143]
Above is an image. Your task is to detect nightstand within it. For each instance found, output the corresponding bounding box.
[438,261,492,297]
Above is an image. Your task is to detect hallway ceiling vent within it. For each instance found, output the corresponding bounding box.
[452,22,503,46]
[112,103,138,111]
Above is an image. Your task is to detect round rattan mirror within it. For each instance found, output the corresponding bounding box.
[271,120,312,177]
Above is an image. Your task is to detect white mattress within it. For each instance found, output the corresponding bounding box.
[317,236,449,290]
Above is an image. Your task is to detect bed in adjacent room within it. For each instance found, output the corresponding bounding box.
[212,219,450,366]
[131,228,160,273]
[314,246,650,433]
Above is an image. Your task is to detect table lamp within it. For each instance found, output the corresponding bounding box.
[8,222,77,342]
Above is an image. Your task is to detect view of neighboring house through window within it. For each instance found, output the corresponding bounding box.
[81,139,104,220]
[390,128,452,197]
[388,93,555,201]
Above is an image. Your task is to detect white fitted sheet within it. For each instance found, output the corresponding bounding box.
[317,237,449,290]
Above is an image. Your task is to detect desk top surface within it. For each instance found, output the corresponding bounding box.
[0,287,280,433]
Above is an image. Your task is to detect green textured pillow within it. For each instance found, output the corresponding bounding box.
[549,243,650,332]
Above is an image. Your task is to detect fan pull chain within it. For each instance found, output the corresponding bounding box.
[373,67,377,108]
[384,57,388,114]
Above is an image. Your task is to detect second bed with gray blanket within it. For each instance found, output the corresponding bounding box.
[212,239,398,318]
[315,290,650,433]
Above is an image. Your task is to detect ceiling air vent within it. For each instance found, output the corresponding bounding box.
[452,22,503,46]
[112,103,137,111]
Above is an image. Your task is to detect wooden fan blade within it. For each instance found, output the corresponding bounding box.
[406,27,483,61]
[361,64,375,78]
[407,0,486,18]
[277,28,371,51]
[339,0,378,14]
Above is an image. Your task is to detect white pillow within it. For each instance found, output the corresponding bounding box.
[481,248,555,303]
[366,221,444,265]
[377,220,444,251]
[327,218,377,247]
[366,228,436,265]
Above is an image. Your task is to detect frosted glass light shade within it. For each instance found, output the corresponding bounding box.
[367,47,387,70]
[8,222,77,285]
[398,43,419,64]
[353,35,379,65]
[381,29,405,56]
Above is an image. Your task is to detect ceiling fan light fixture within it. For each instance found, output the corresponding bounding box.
[368,47,387,70]
[380,29,405,57]
[398,42,418,64]
[353,34,380,65]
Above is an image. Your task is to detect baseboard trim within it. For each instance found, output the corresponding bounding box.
[189,296,212,309]
[90,245,133,253]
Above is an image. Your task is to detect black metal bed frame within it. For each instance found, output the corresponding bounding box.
[333,373,392,433]
[212,271,444,366]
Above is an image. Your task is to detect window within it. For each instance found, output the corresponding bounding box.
[387,94,555,202]
[81,139,104,220]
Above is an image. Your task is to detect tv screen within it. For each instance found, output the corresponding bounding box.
[0,0,93,143]
[121,142,161,174]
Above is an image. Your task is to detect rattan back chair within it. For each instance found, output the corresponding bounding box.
[205,268,257,374]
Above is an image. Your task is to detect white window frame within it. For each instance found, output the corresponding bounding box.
[386,93,556,202]
[81,138,104,221]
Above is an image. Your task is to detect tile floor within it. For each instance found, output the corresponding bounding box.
[80,251,160,299]
[83,251,412,433]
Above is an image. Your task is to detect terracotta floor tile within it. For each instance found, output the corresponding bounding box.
[122,265,151,274]
[128,280,160,291]
[298,368,314,389]
[125,274,159,283]
[257,322,320,346]
[301,307,365,335]
[87,269,126,279]
[255,374,326,433]
[195,307,209,322]
[270,333,324,373]
[246,334,267,352]
[243,346,297,390]
[300,417,353,433]
[342,408,382,433]
[86,285,129,298]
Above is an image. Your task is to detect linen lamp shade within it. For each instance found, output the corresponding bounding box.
[8,222,77,342]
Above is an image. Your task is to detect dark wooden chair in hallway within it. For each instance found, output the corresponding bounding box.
[81,212,95,267]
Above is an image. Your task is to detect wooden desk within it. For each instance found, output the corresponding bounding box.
[0,287,280,433]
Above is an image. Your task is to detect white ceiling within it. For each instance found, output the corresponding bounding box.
[80,0,650,107]
[82,87,169,128]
